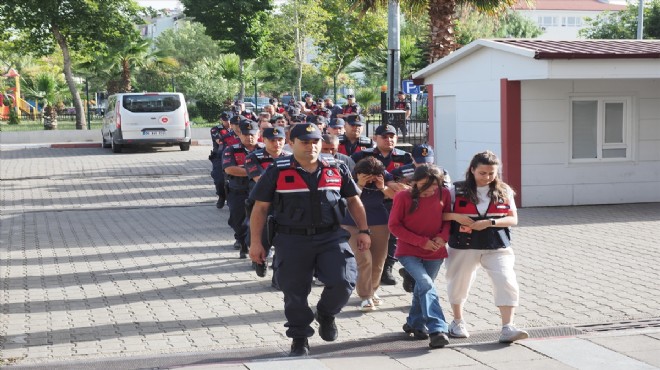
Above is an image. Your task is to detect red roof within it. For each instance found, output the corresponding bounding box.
[493,39,660,59]
[515,0,626,11]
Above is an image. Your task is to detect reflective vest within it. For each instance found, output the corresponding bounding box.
[337,135,373,156]
[342,103,359,114]
[357,147,411,172]
[448,181,512,250]
[273,155,345,227]
[225,143,263,190]
[394,100,409,111]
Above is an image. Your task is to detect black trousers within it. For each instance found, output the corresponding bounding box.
[226,189,248,243]
[274,229,356,339]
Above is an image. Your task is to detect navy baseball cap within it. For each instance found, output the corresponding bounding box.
[239,119,259,135]
[375,125,397,136]
[262,127,286,139]
[313,115,328,125]
[397,90,405,95]
[346,115,364,126]
[234,100,243,105]
[329,118,345,128]
[290,123,322,141]
[230,115,243,125]
[346,94,355,99]
[291,113,307,123]
[303,93,312,99]
[269,114,286,124]
[220,112,230,120]
[412,144,435,163]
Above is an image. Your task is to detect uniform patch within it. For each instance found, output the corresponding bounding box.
[326,169,335,176]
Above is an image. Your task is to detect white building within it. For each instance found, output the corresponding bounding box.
[514,0,627,39]
[138,8,186,41]
[412,39,660,207]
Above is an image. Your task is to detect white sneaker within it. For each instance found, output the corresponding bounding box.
[448,319,470,338]
[499,325,529,343]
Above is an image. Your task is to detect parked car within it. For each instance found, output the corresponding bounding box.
[101,92,191,153]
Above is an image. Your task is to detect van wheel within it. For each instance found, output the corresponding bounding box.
[179,142,190,151]
[111,138,122,153]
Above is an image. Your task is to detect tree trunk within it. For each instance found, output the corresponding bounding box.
[428,0,457,63]
[52,24,87,130]
[239,57,245,101]
[121,59,132,92]
[294,3,303,100]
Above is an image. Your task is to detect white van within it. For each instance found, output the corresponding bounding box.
[101,92,192,153]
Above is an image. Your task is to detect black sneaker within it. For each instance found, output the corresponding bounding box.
[315,311,338,342]
[289,338,309,357]
[216,196,225,209]
[399,268,415,293]
[255,262,267,277]
[429,332,450,348]
[239,243,248,259]
[403,323,429,340]
[233,240,241,250]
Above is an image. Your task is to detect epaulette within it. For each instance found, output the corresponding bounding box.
[275,156,294,169]
[400,166,415,177]
[360,147,376,155]
[231,143,242,149]
[358,136,373,146]
[319,154,338,167]
[453,181,468,195]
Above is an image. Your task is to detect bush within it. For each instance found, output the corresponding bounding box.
[187,104,200,119]
[196,100,225,122]
[8,105,20,125]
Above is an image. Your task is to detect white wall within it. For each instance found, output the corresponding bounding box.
[521,79,660,206]
[517,10,603,40]
[429,48,545,180]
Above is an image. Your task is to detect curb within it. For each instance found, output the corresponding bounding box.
[1,140,211,149]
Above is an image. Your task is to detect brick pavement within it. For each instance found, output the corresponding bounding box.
[1,146,659,367]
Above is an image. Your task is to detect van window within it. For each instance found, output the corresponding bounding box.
[122,94,181,113]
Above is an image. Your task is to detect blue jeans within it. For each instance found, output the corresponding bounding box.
[398,256,448,334]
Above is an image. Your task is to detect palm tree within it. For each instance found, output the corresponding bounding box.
[25,73,67,129]
[351,0,520,62]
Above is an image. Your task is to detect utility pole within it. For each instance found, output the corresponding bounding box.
[387,0,401,110]
[637,0,644,39]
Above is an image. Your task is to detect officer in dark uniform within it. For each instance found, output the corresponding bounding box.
[244,126,291,281]
[352,124,413,286]
[390,144,450,293]
[233,100,257,121]
[393,91,412,138]
[321,134,355,174]
[326,118,346,136]
[323,97,343,119]
[337,115,374,156]
[270,97,286,114]
[337,94,360,121]
[222,119,265,259]
[248,123,370,357]
[302,93,317,116]
[209,113,232,208]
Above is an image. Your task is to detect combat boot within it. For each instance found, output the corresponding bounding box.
[380,260,396,285]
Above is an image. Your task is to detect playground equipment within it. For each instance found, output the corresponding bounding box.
[1,68,37,120]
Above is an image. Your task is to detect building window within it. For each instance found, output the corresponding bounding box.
[571,97,631,161]
[538,16,559,27]
[562,16,584,27]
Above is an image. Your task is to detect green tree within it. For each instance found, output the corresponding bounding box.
[350,0,520,62]
[579,0,660,39]
[317,0,387,97]
[455,6,541,46]
[155,21,223,69]
[0,0,142,129]
[181,0,272,99]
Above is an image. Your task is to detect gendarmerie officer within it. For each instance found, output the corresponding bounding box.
[393,91,412,138]
[209,113,231,208]
[352,124,413,286]
[244,127,291,279]
[248,123,370,357]
[222,119,264,259]
[337,115,374,156]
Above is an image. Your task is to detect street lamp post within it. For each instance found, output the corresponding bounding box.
[637,0,645,39]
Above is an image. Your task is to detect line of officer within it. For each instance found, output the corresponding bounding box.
[210,113,240,209]
[244,126,291,281]
[248,123,370,357]
[351,124,413,286]
[222,119,265,259]
[337,94,360,121]
[337,115,374,156]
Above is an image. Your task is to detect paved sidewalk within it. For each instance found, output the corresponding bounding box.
[1,145,660,369]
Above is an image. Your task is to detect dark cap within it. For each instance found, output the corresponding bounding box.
[268,97,277,104]
[412,144,435,163]
[315,115,328,125]
[303,93,312,99]
[398,91,406,95]
[220,112,230,120]
[234,100,243,105]
[291,113,307,123]
[262,127,286,139]
[238,119,259,135]
[346,115,364,126]
[346,94,355,99]
[230,115,243,125]
[290,123,322,141]
[328,118,345,128]
[375,125,397,136]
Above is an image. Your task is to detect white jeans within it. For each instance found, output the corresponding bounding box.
[446,247,520,307]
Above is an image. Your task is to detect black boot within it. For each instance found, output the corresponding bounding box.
[215,184,225,209]
[380,259,396,285]
[315,311,338,342]
[239,243,248,259]
[289,338,309,357]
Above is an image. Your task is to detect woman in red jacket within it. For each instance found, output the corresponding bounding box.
[388,164,451,349]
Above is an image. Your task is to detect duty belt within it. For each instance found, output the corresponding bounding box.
[276,224,338,236]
